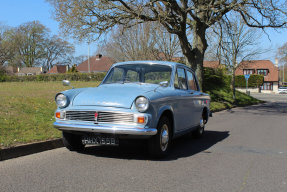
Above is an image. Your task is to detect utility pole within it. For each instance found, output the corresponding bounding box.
[283,62,285,85]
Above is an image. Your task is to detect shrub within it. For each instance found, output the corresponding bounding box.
[235,74,264,88]
[203,67,230,92]
[2,72,107,82]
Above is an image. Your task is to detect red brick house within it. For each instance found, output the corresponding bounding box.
[76,54,115,73]
[235,60,279,93]
[47,65,69,74]
[203,61,225,69]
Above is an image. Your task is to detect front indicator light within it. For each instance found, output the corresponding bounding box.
[56,112,61,118]
[137,116,145,124]
[55,111,65,119]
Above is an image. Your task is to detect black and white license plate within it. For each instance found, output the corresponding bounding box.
[82,136,119,145]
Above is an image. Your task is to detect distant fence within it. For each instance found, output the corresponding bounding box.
[1,72,106,82]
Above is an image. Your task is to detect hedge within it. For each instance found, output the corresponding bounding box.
[235,74,264,88]
[1,72,106,82]
[203,67,231,92]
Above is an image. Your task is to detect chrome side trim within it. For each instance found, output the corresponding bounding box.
[54,122,157,136]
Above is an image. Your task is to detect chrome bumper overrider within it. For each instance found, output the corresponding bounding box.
[53,122,157,136]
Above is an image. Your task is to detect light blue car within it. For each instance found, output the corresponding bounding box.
[54,61,211,157]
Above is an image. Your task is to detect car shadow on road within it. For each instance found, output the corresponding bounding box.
[77,130,229,161]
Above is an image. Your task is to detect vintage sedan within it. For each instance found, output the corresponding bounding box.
[54,61,211,157]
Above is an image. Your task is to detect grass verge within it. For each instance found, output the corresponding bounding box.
[208,89,263,112]
[0,81,99,149]
[0,81,261,148]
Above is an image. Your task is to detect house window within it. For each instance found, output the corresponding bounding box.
[257,69,268,76]
[243,69,254,75]
[260,82,273,90]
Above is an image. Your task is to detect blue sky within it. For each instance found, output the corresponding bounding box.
[0,0,96,57]
[0,0,286,63]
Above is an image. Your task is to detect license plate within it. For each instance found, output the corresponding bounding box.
[82,136,119,145]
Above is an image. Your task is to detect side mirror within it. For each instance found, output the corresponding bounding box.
[62,80,70,86]
[159,81,169,87]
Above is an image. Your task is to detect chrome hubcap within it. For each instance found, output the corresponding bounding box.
[160,124,169,151]
[199,116,204,134]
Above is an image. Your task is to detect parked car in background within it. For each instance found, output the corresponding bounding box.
[278,87,287,94]
[54,61,211,157]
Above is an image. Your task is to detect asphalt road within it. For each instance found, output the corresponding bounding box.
[1,94,287,192]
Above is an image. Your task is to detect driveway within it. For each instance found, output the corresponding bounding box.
[0,95,286,192]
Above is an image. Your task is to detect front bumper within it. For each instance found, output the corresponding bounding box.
[54,122,157,136]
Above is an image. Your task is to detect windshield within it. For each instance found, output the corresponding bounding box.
[103,64,172,85]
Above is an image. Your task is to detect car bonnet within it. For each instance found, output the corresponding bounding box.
[72,83,158,108]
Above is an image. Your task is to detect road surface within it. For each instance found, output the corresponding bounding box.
[1,94,286,192]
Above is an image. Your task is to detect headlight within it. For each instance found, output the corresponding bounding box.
[55,93,68,108]
[135,96,149,112]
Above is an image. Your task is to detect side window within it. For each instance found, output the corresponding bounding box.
[174,68,187,90]
[186,70,198,91]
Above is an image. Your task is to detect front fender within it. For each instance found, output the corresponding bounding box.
[156,105,175,135]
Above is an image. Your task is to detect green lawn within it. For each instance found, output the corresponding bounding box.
[0,81,99,149]
[208,89,262,112]
[0,81,261,149]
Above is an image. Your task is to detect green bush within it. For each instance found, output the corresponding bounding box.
[2,72,106,82]
[203,67,230,92]
[235,74,264,88]
[0,67,7,82]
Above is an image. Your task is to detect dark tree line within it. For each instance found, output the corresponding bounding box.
[0,21,75,71]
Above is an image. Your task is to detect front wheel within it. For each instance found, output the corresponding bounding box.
[148,116,171,158]
[193,115,205,139]
[62,132,85,151]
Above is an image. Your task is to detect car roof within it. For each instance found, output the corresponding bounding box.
[112,60,188,69]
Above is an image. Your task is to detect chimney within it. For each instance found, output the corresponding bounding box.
[96,54,102,60]
[275,58,279,67]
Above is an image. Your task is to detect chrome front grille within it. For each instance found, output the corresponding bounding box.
[65,111,134,124]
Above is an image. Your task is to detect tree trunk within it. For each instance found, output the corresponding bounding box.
[177,22,208,91]
[232,68,236,100]
[192,22,208,91]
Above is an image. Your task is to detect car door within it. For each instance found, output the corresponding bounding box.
[185,69,202,128]
[173,67,196,132]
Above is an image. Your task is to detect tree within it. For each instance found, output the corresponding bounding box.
[278,43,287,84]
[100,22,181,62]
[2,21,75,70]
[42,35,75,70]
[211,16,264,99]
[68,64,78,73]
[0,24,14,67]
[101,23,158,61]
[12,21,50,67]
[48,0,287,89]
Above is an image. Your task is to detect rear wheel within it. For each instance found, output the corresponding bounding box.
[62,132,85,151]
[148,116,171,158]
[193,114,205,139]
